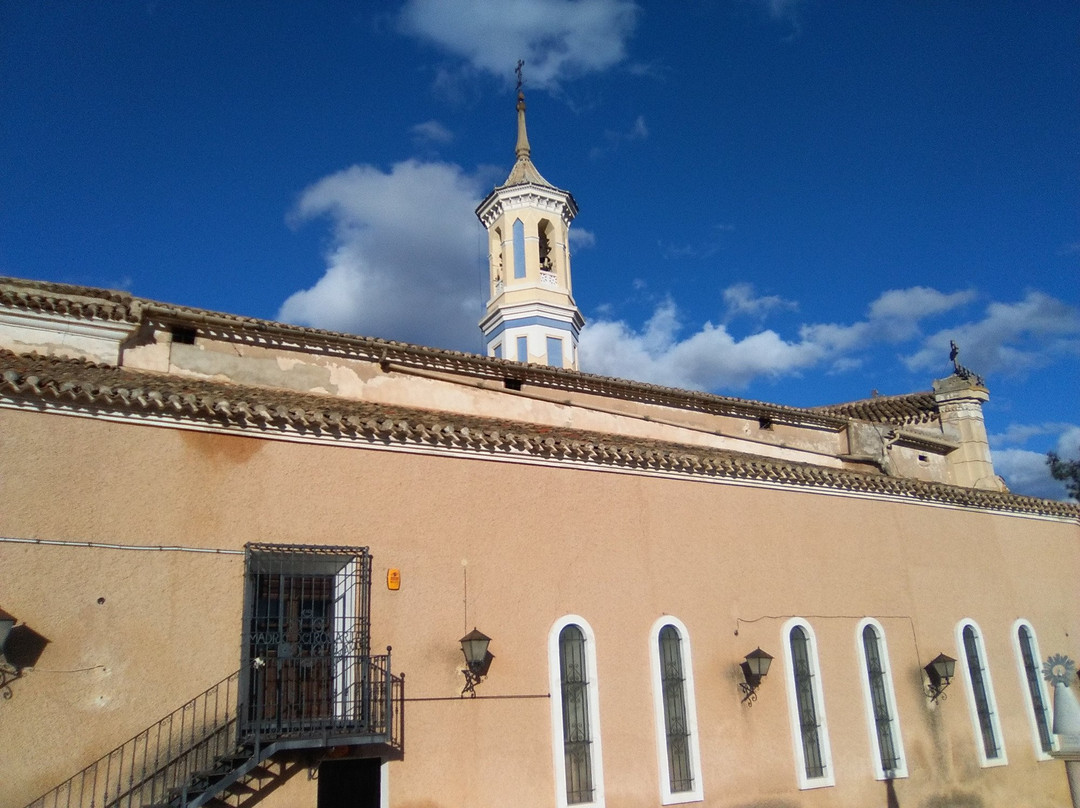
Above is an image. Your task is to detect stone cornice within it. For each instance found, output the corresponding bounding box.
[1,348,1075,523]
[475,183,577,227]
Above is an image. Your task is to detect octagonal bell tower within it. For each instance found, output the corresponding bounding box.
[476,90,583,369]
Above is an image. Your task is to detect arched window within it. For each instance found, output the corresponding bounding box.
[1013,619,1054,758]
[856,620,906,779]
[512,219,526,279]
[539,219,554,271]
[957,620,1007,766]
[492,226,504,281]
[782,618,834,789]
[549,616,604,807]
[649,617,703,804]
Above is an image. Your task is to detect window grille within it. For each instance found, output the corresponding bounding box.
[658,625,694,793]
[559,625,594,804]
[1018,624,1053,753]
[242,544,372,735]
[790,626,825,779]
[962,625,1001,760]
[862,625,900,774]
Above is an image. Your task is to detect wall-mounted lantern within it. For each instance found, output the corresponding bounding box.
[460,628,493,698]
[924,652,957,702]
[739,647,773,705]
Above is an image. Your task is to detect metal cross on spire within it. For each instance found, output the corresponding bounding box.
[515,60,524,94]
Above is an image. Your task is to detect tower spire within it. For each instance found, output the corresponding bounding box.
[475,68,583,370]
[514,60,531,159]
[515,91,531,159]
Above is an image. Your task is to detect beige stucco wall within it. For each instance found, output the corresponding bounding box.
[2,407,1076,808]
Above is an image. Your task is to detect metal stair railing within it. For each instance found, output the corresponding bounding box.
[25,652,402,808]
[25,669,241,808]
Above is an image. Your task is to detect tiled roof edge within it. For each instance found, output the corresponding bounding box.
[0,275,847,428]
[812,392,939,426]
[1,349,1075,523]
[0,277,140,324]
[142,303,848,428]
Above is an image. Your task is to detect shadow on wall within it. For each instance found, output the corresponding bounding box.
[5,623,49,669]
[920,790,984,808]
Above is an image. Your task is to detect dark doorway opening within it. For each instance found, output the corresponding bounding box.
[318,758,381,808]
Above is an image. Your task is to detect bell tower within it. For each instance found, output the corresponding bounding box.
[476,82,583,369]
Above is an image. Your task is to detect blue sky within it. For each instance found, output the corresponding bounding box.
[2,1,1077,499]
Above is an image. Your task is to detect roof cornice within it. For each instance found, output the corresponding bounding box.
[0,276,849,430]
[1,348,1075,523]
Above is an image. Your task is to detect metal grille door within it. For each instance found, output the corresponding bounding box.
[243,544,371,737]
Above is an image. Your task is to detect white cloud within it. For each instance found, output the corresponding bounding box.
[987,422,1079,499]
[580,285,1075,393]
[1056,425,1080,457]
[580,297,828,390]
[398,0,640,90]
[278,159,487,350]
[990,421,1080,451]
[993,448,1074,501]
[569,227,596,249]
[763,0,800,20]
[868,286,976,341]
[410,120,454,145]
[903,291,1080,376]
[723,282,798,321]
[590,114,649,158]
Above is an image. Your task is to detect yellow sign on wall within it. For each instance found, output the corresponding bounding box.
[387,568,401,591]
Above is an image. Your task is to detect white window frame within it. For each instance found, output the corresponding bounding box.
[649,616,704,804]
[1011,618,1055,760]
[956,619,1008,767]
[548,615,606,808]
[781,617,835,789]
[855,618,907,780]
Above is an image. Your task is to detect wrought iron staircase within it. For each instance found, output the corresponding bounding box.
[25,651,403,808]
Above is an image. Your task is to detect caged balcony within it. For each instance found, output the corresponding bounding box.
[25,543,402,808]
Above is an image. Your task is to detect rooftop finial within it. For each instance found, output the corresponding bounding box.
[949,340,984,385]
[514,60,531,160]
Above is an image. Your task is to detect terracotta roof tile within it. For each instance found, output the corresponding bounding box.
[813,392,939,426]
[0,275,846,429]
[1,348,1075,522]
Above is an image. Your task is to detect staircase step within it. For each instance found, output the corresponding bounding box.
[193,768,228,782]
[215,751,254,766]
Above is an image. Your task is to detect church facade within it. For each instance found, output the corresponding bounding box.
[1,93,1077,808]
